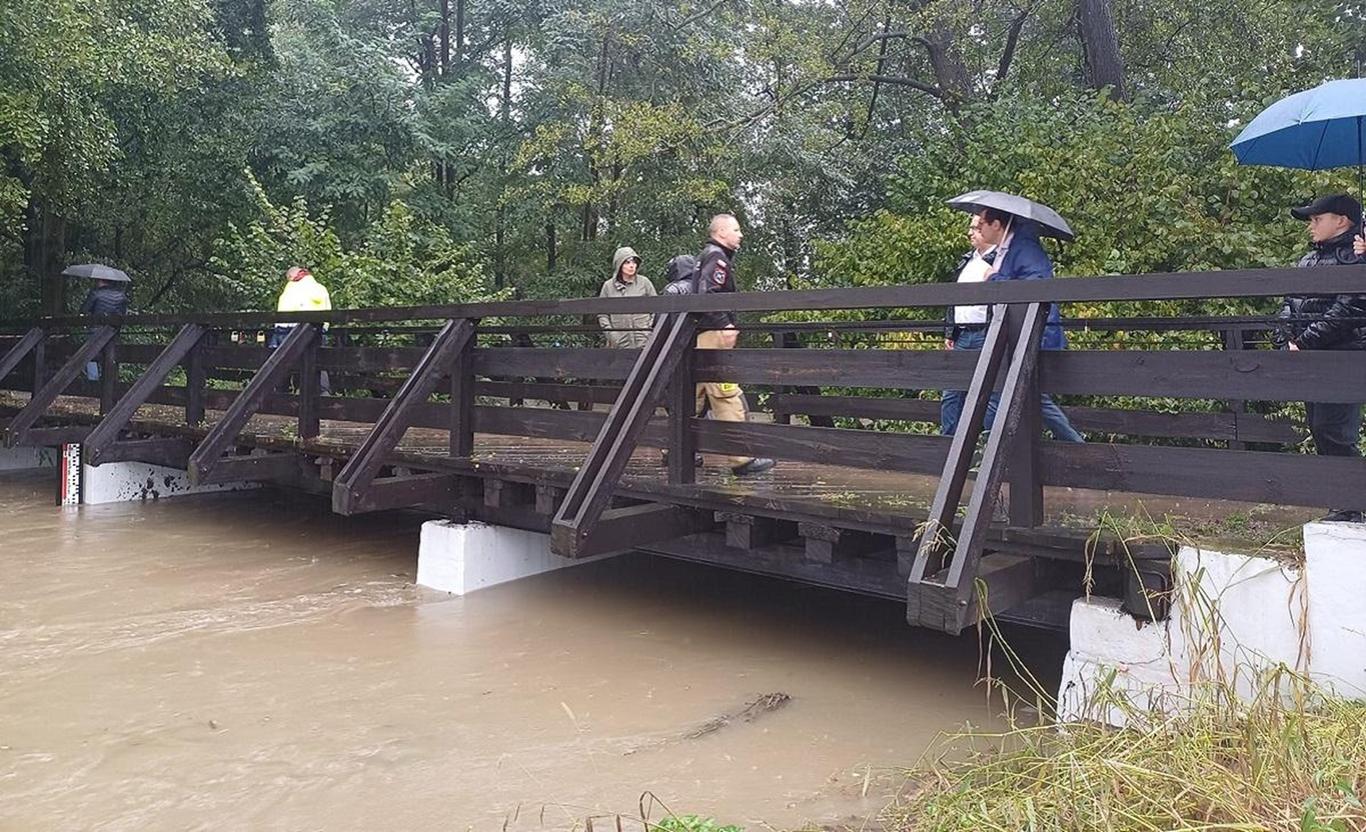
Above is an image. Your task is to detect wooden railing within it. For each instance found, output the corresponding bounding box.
[2,264,1364,632]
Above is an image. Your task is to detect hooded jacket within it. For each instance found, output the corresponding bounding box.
[986,222,1067,350]
[1273,228,1366,350]
[598,246,656,349]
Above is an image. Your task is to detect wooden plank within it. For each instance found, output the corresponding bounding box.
[331,319,476,515]
[350,473,460,513]
[1041,350,1366,403]
[5,326,117,445]
[478,380,622,405]
[474,348,639,381]
[575,503,716,557]
[35,265,1366,328]
[85,324,205,465]
[196,453,301,486]
[186,323,319,485]
[552,313,696,558]
[909,554,1039,633]
[0,328,44,385]
[95,438,193,468]
[1039,442,1366,509]
[769,392,1301,444]
[695,348,974,390]
[1005,305,1044,527]
[693,419,950,474]
[25,426,93,446]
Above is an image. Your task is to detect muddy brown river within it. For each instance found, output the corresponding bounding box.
[0,469,1064,830]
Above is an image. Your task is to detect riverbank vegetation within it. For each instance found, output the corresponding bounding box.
[886,670,1366,831]
[3,0,1362,319]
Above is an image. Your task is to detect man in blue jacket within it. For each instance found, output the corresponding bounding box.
[970,206,1084,442]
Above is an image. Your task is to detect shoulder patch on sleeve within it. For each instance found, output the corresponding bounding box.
[711,261,729,285]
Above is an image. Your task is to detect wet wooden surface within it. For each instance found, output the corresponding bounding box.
[0,391,1315,549]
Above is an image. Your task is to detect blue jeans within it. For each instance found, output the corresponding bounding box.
[939,328,1085,443]
[85,361,100,382]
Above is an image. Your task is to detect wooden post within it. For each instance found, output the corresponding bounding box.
[1222,327,1248,451]
[667,320,696,485]
[449,321,477,457]
[31,335,46,394]
[185,336,206,426]
[98,337,118,415]
[1004,304,1043,527]
[297,326,321,439]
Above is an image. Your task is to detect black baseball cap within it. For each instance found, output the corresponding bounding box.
[1290,193,1362,224]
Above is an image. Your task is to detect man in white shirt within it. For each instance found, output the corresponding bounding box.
[940,215,997,436]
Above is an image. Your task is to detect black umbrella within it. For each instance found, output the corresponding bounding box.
[62,264,131,283]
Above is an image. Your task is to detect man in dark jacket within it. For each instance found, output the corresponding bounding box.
[960,208,1085,442]
[1274,194,1366,521]
[693,214,774,476]
[78,279,128,381]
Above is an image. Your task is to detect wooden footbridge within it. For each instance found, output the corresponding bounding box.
[3,266,1364,633]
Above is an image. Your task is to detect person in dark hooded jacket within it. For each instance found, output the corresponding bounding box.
[78,279,128,380]
[1272,194,1366,521]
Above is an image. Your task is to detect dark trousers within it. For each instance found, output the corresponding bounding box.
[1306,402,1362,457]
[939,328,1085,442]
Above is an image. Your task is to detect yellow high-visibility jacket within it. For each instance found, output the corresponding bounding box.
[276,274,332,313]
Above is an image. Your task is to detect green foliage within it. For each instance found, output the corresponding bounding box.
[651,815,743,832]
[203,173,506,311]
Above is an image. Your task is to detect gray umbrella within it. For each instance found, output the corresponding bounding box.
[946,190,1075,241]
[62,263,131,282]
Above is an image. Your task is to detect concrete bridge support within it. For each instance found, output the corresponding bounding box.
[416,519,622,596]
[1058,521,1366,726]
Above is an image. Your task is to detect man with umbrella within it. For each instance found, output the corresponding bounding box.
[1269,194,1366,521]
[942,191,1085,443]
[66,264,130,381]
[1232,78,1366,521]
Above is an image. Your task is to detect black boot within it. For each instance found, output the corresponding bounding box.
[1319,509,1365,523]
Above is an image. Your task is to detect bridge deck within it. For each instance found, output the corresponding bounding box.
[1,391,1311,554]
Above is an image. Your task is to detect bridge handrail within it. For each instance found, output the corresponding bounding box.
[5,265,1363,330]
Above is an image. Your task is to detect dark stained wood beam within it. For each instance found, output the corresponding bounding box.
[5,326,117,446]
[186,323,319,485]
[331,318,476,515]
[0,328,45,386]
[85,324,205,465]
[552,313,696,558]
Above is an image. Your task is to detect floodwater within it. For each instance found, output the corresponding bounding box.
[0,469,1065,831]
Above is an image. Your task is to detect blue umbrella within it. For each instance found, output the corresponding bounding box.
[1231,78,1366,229]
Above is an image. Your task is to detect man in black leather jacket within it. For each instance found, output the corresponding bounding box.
[1273,194,1366,521]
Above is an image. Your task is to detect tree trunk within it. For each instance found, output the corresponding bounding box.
[1078,0,1125,100]
[26,200,67,316]
[546,220,558,273]
[455,0,465,64]
[439,0,451,77]
[495,35,512,290]
[922,27,972,111]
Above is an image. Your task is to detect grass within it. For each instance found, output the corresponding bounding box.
[879,559,1366,832]
[884,671,1366,831]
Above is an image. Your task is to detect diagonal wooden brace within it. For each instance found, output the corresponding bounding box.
[908,303,1047,634]
[5,326,117,447]
[85,324,206,465]
[186,323,319,485]
[331,318,477,515]
[551,312,696,558]
[0,327,46,387]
